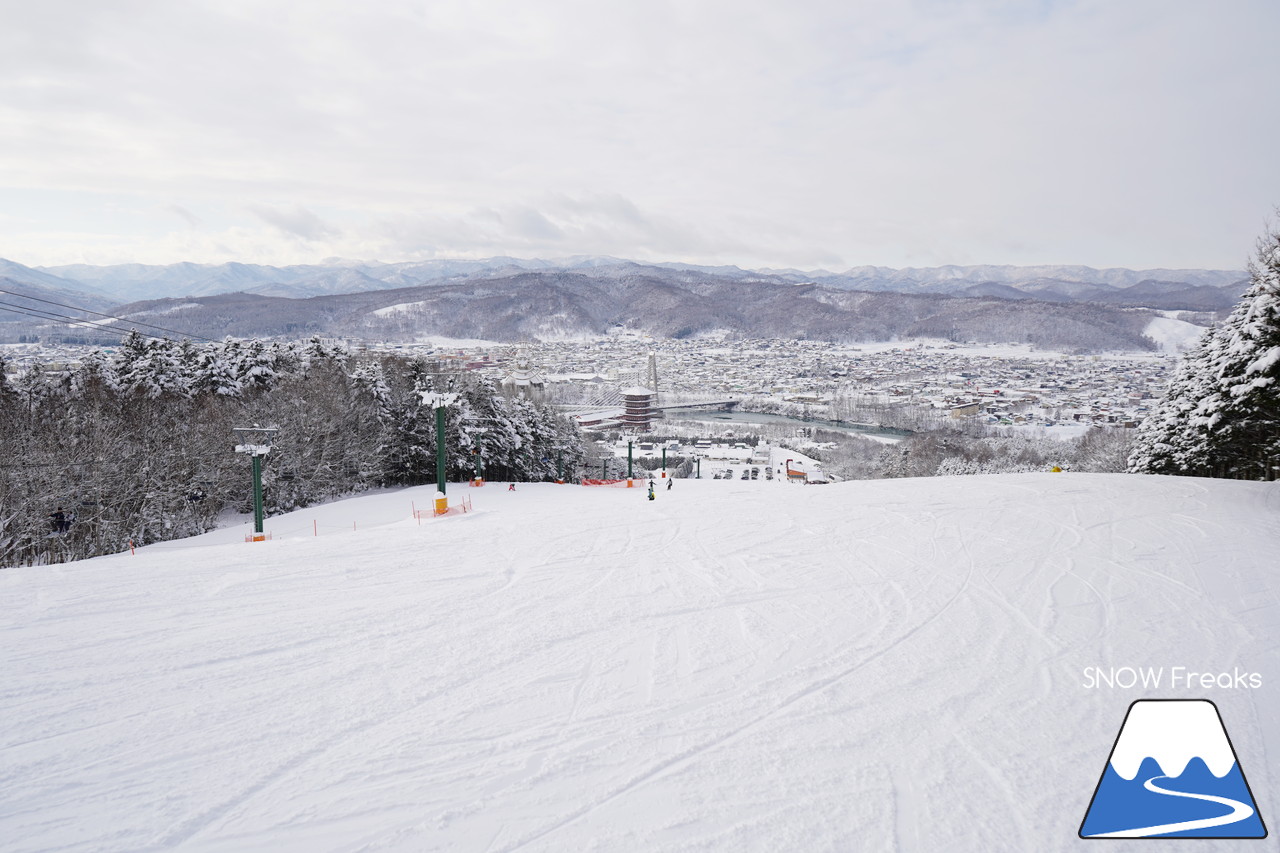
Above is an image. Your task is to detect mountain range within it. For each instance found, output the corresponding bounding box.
[0,255,1249,351]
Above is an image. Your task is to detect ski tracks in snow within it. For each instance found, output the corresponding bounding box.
[4,476,1279,852]
[497,501,981,852]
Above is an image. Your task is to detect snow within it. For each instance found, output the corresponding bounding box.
[1245,345,1280,376]
[137,302,202,316]
[419,336,505,349]
[1144,316,1208,354]
[843,340,1062,359]
[370,301,427,317]
[2,474,1278,851]
[987,422,1093,442]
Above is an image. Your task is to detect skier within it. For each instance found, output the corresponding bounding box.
[647,480,655,501]
[666,478,672,491]
[508,482,516,491]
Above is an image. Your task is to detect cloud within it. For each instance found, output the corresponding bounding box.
[247,205,340,242]
[0,0,1277,268]
[165,204,202,229]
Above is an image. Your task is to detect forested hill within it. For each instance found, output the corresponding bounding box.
[98,275,1162,352]
[0,335,582,567]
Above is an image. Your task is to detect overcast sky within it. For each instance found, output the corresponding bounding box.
[1,0,1277,271]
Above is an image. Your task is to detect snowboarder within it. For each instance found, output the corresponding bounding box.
[508,483,516,491]
[666,478,672,491]
[647,481,655,501]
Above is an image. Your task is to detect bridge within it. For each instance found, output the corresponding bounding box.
[654,400,738,412]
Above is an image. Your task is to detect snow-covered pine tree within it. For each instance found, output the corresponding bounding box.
[193,338,244,397]
[113,330,153,397]
[0,353,16,409]
[300,335,348,370]
[350,359,391,407]
[1126,334,1216,474]
[72,349,121,399]
[460,377,521,480]
[237,339,277,391]
[1194,223,1280,476]
[1129,220,1280,478]
[376,363,441,486]
[173,339,201,397]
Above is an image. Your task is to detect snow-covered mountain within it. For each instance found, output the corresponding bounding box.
[0,258,101,293]
[0,255,1246,348]
[88,271,1164,351]
[0,259,121,329]
[25,256,1247,308]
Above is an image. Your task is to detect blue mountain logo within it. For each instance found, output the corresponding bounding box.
[1080,699,1267,838]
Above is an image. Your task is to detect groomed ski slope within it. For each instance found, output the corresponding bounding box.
[2,473,1277,852]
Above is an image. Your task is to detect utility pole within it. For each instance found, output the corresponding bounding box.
[233,426,279,540]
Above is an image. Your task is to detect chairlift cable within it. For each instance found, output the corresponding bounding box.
[0,300,180,344]
[0,288,219,342]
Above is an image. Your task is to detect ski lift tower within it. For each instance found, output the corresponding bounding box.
[418,391,459,503]
[233,426,279,541]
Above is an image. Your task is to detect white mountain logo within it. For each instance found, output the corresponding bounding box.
[1079,699,1267,838]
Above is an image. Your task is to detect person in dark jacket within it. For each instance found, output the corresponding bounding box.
[50,507,69,534]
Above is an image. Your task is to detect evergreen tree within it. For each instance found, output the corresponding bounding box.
[193,339,243,397]
[1129,220,1280,477]
[237,339,277,391]
[1126,335,1216,474]
[350,360,391,408]
[72,350,121,401]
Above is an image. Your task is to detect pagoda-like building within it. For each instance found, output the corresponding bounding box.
[619,386,659,431]
[500,355,546,398]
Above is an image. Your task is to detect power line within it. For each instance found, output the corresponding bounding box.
[0,300,104,328]
[0,287,218,340]
[0,288,218,342]
[0,299,172,342]
[0,459,109,469]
